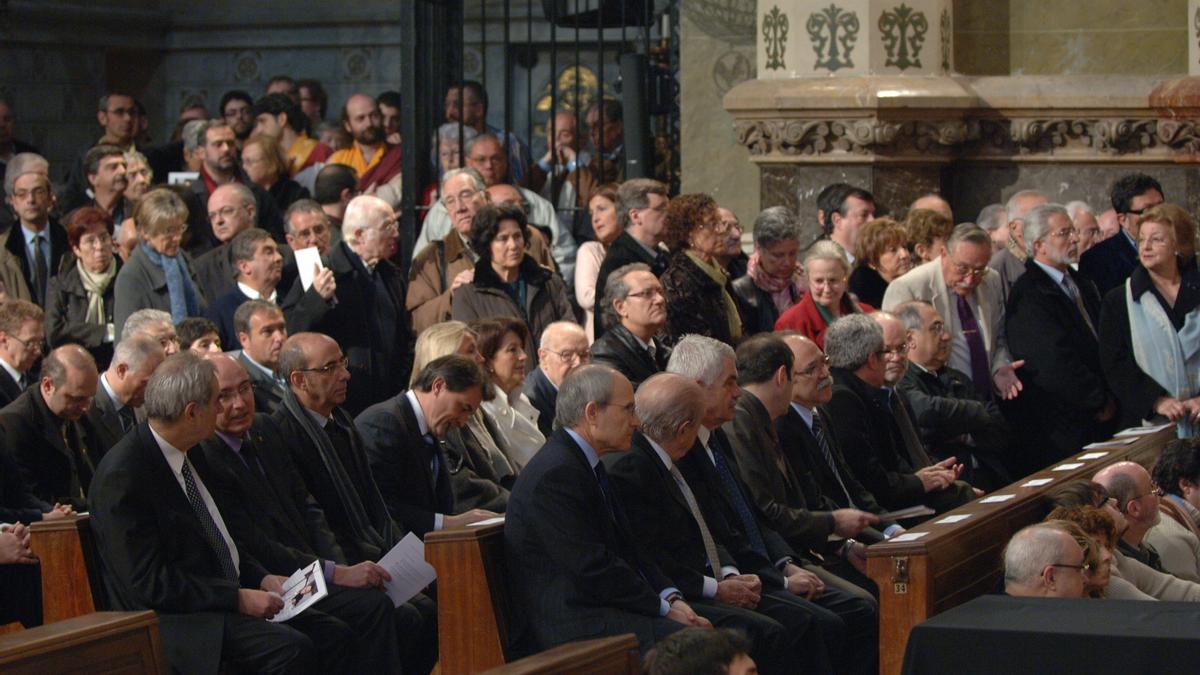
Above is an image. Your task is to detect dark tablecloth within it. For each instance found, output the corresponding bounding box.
[903,595,1200,675]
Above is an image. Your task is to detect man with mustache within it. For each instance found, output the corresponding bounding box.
[203,228,283,348]
[82,145,130,224]
[1006,203,1114,472]
[883,223,1023,403]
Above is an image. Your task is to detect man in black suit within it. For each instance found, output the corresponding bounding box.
[504,364,711,656]
[608,373,828,675]
[1078,173,1164,296]
[88,352,350,674]
[591,262,671,388]
[777,334,901,542]
[88,334,164,458]
[1006,204,1117,471]
[824,314,976,513]
[235,300,289,415]
[1,345,100,511]
[5,168,67,306]
[282,195,412,415]
[357,355,501,537]
[272,333,405,565]
[194,354,432,674]
[894,302,1012,489]
[0,299,42,408]
[592,178,670,340]
[523,321,590,436]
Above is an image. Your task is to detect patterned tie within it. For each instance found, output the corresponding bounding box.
[810,413,856,508]
[180,459,238,581]
[1061,275,1097,337]
[955,294,992,401]
[668,463,723,577]
[32,233,48,305]
[423,432,451,512]
[708,437,768,558]
[118,406,137,433]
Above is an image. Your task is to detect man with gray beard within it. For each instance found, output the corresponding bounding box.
[1006,203,1114,472]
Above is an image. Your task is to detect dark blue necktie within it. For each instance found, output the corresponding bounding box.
[708,436,768,558]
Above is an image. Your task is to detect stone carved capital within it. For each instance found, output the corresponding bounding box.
[734,115,1200,161]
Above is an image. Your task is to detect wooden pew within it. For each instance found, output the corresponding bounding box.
[426,522,514,673]
[0,610,165,674]
[480,634,640,674]
[865,427,1174,675]
[425,521,642,675]
[28,513,107,624]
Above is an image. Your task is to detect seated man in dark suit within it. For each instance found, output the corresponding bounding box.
[523,321,590,436]
[776,333,901,544]
[194,353,433,674]
[591,263,671,388]
[824,314,976,513]
[204,228,284,348]
[88,334,164,459]
[505,364,711,656]
[272,333,406,565]
[357,355,501,537]
[895,301,1011,489]
[0,522,42,628]
[88,352,351,674]
[235,300,289,415]
[608,373,828,675]
[1,441,73,523]
[1,345,101,511]
[0,299,43,408]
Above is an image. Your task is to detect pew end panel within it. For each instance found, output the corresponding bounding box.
[28,513,108,624]
[0,610,165,674]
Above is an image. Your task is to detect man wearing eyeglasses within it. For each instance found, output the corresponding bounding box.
[193,183,258,302]
[220,90,255,143]
[1006,204,1115,473]
[1002,522,1088,598]
[1079,173,1165,295]
[592,263,671,388]
[1094,462,1175,574]
[525,321,591,437]
[5,166,65,306]
[0,299,44,408]
[884,223,1023,403]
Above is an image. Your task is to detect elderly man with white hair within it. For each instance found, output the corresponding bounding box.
[524,320,591,437]
[988,189,1049,305]
[296,194,412,414]
[1065,200,1102,257]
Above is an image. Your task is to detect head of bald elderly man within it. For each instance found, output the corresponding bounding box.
[1003,522,1088,599]
[537,321,590,387]
[343,194,399,266]
[1093,461,1161,546]
[635,373,705,460]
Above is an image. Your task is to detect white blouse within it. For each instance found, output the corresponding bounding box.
[482,389,547,471]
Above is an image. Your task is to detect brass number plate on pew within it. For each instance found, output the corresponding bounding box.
[892,557,909,594]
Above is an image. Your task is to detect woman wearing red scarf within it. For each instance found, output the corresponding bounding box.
[731,206,806,336]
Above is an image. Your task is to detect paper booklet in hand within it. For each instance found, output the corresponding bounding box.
[269,559,328,623]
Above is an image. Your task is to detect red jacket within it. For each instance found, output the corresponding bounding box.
[773,291,874,349]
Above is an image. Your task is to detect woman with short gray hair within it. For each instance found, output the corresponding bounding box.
[774,240,872,349]
[731,206,805,336]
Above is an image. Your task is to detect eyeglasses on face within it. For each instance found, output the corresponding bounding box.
[795,355,831,378]
[298,356,349,375]
[545,348,591,363]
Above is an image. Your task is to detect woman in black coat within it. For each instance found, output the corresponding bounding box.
[660,193,743,346]
[46,206,120,368]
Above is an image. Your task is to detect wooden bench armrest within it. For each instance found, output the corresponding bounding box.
[480,634,640,674]
[0,610,166,674]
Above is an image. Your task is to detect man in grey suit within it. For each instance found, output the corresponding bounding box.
[87,333,164,458]
[882,224,1023,402]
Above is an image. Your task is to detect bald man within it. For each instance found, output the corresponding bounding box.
[194,183,257,301]
[1003,522,1088,598]
[0,345,100,509]
[327,94,403,196]
[910,194,952,222]
[525,321,591,436]
[1094,461,1189,576]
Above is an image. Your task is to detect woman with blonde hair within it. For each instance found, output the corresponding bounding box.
[411,321,518,488]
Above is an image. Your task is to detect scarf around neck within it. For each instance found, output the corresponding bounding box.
[747,251,804,314]
[140,242,199,324]
[76,258,117,325]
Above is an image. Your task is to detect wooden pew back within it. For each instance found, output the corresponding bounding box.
[0,610,165,674]
[480,635,640,674]
[28,513,108,624]
[865,427,1174,675]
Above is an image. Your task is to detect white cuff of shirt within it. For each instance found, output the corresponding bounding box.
[433,513,444,531]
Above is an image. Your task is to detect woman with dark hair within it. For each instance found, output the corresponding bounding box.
[450,203,573,360]
[1152,438,1200,536]
[659,193,742,346]
[1099,204,1200,437]
[731,206,804,336]
[176,317,222,354]
[849,217,912,308]
[45,206,121,367]
[472,318,545,470]
[575,183,621,342]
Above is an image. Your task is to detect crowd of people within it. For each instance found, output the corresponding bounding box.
[2,75,1200,675]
